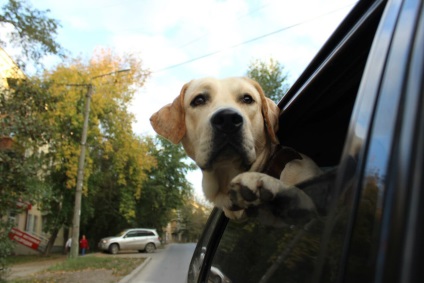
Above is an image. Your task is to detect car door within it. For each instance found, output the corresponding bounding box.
[121,230,138,250]
[314,0,424,282]
[187,0,424,282]
[134,230,150,250]
[338,0,424,282]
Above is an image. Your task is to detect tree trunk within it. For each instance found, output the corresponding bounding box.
[43,226,60,256]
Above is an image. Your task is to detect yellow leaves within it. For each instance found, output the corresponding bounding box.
[122,209,136,221]
[102,140,113,157]
[40,48,155,217]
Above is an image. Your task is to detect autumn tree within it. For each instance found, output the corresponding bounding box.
[246,58,289,103]
[39,49,155,254]
[0,0,64,69]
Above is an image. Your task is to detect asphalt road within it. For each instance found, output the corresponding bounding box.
[126,243,196,283]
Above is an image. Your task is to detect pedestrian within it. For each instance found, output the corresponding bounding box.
[79,235,89,256]
[65,237,72,257]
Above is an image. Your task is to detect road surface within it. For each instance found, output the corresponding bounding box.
[127,243,196,283]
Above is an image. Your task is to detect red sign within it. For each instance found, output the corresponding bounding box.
[9,227,41,250]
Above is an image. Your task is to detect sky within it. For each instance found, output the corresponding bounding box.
[4,0,357,200]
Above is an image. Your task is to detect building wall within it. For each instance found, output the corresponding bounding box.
[0,47,25,85]
[10,204,67,255]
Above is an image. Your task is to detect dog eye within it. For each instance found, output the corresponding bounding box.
[241,94,254,104]
[190,94,207,107]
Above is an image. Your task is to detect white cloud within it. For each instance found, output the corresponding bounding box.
[31,0,356,199]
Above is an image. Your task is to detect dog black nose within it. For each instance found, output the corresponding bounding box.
[211,109,243,133]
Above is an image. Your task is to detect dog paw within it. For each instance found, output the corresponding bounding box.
[228,172,316,225]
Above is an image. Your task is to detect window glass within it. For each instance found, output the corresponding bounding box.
[126,231,138,238]
[188,208,225,283]
[25,214,37,233]
[8,211,18,225]
[208,218,325,283]
[343,1,421,280]
[139,231,155,236]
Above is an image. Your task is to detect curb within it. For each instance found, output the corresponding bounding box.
[119,257,152,283]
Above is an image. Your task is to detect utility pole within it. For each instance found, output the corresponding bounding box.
[70,84,93,259]
[69,69,130,259]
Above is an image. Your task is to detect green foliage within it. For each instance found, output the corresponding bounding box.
[0,0,64,69]
[135,136,196,233]
[179,198,212,242]
[0,80,55,276]
[246,58,289,103]
[0,219,14,280]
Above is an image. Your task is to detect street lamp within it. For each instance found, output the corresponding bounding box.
[69,69,130,258]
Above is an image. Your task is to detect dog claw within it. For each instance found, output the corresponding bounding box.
[259,187,274,201]
[228,204,244,211]
[240,186,258,201]
[227,172,317,225]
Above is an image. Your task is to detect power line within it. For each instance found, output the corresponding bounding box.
[176,2,272,49]
[153,3,356,73]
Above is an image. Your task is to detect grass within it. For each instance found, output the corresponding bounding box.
[47,256,144,276]
[6,254,65,265]
[6,254,145,283]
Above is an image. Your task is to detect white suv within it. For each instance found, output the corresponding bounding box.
[98,228,161,254]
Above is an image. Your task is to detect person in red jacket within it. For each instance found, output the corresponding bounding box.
[79,235,89,256]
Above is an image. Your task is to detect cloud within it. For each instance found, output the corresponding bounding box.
[32,0,357,199]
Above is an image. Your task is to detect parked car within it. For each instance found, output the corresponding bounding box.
[188,0,424,282]
[98,228,161,254]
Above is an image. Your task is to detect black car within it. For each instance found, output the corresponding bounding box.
[187,0,424,282]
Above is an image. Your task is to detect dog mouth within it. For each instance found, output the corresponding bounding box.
[202,138,252,171]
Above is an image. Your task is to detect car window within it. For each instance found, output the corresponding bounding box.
[188,208,226,283]
[207,218,326,283]
[126,231,138,238]
[138,231,155,237]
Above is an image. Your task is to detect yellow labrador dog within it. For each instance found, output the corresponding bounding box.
[150,77,321,223]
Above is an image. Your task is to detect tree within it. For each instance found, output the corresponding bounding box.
[246,58,289,103]
[135,136,196,234]
[82,134,156,247]
[179,197,212,242]
[38,48,155,254]
[0,0,64,69]
[0,78,55,275]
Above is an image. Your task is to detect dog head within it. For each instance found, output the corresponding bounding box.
[150,77,279,173]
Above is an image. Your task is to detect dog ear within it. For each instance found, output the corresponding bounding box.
[263,97,280,144]
[150,83,189,144]
[244,77,280,144]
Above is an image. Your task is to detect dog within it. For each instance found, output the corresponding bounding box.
[150,77,323,225]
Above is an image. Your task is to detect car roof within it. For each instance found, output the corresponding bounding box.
[124,228,156,232]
